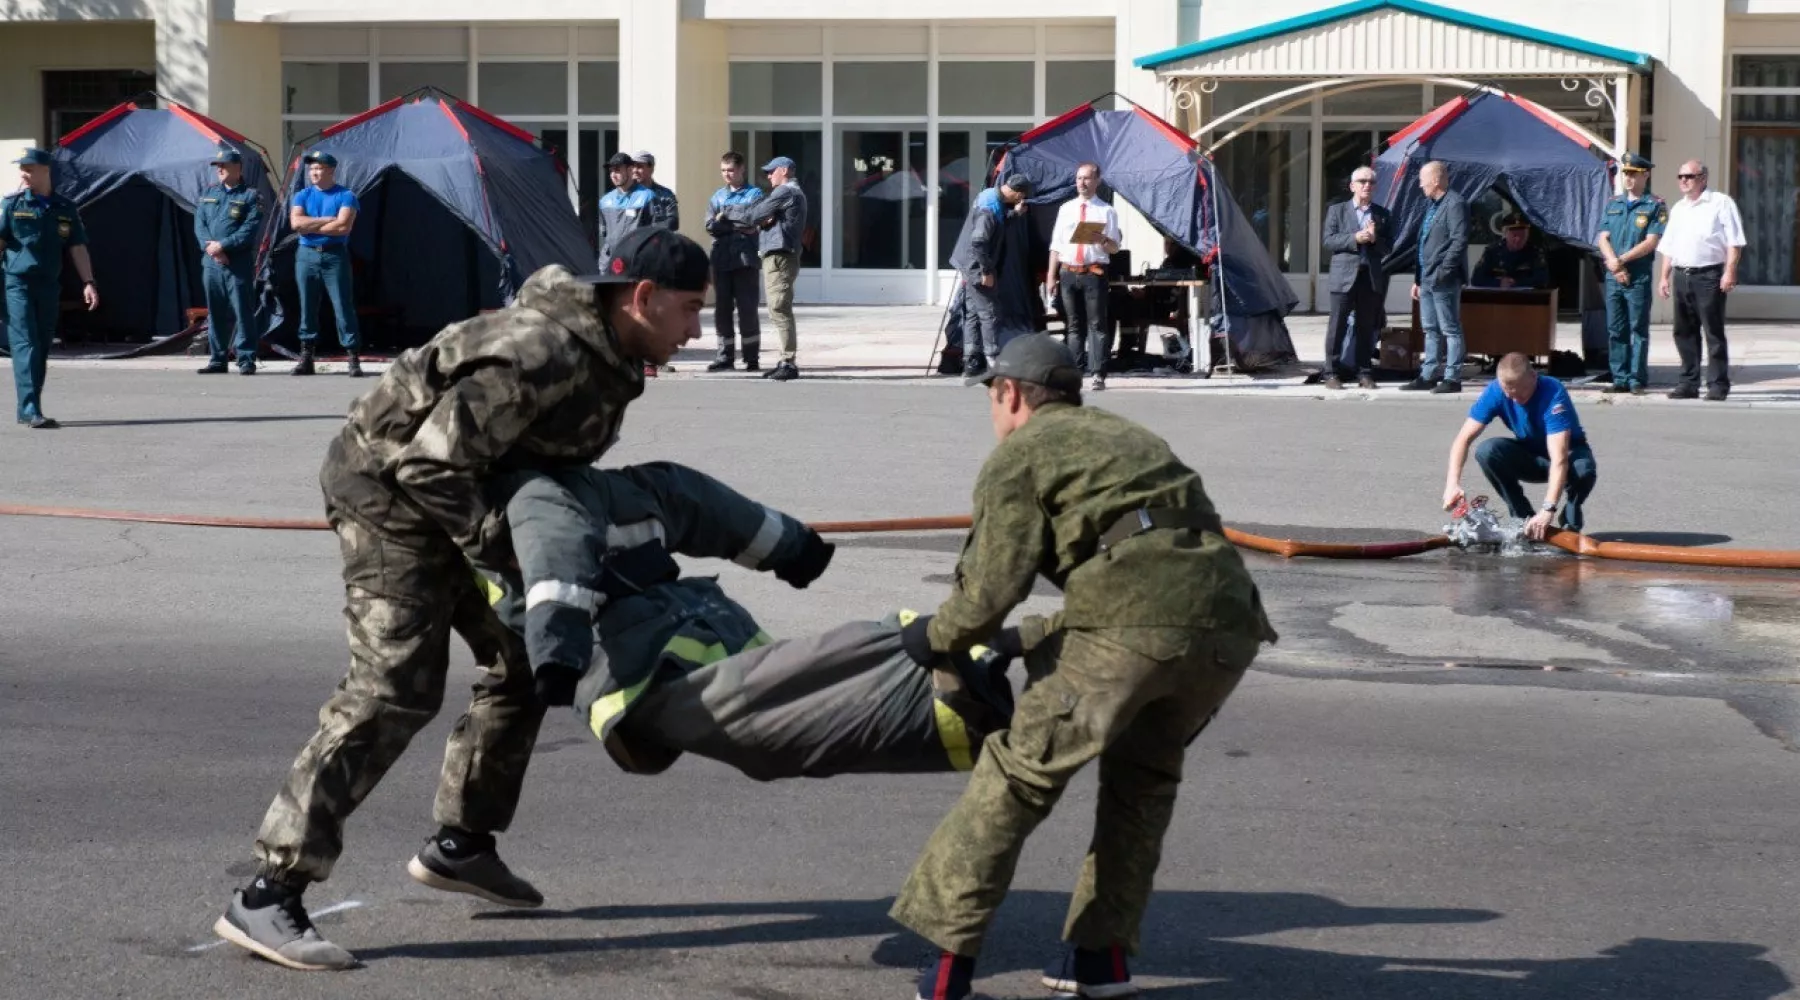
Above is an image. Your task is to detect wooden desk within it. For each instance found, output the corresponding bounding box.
[1105,278,1213,373]
[1409,287,1557,361]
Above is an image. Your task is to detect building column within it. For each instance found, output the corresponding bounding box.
[1114,0,1180,270]
[154,0,283,159]
[619,0,728,246]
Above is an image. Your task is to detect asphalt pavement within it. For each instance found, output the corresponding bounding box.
[2,369,1798,999]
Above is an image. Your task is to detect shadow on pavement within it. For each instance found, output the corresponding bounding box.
[1585,531,1735,547]
[55,414,348,429]
[350,889,1793,998]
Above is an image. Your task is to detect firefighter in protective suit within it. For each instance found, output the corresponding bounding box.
[475,462,1017,779]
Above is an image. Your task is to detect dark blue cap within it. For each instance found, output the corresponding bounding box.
[13,147,53,167]
[762,155,796,172]
[1619,152,1653,171]
[210,147,243,165]
[303,150,338,168]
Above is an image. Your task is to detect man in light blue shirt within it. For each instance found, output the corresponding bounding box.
[289,150,362,377]
[1442,352,1598,538]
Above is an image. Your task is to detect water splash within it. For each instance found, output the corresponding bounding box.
[1444,496,1539,557]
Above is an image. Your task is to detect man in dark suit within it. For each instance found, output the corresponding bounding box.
[1320,166,1393,390]
[1402,160,1470,394]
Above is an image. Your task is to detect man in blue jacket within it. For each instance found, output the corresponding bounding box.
[1442,352,1598,538]
[195,147,265,375]
[704,150,764,371]
[949,173,1033,379]
[1401,161,1469,394]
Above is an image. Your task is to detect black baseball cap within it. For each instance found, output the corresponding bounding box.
[966,333,1082,390]
[582,226,710,292]
[605,151,635,168]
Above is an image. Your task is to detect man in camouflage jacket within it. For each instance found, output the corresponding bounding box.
[891,334,1280,1000]
[214,226,711,973]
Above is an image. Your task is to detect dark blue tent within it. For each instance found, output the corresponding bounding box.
[998,102,1298,363]
[1374,90,1613,269]
[256,88,593,355]
[44,101,277,347]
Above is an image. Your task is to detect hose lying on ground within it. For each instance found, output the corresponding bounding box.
[5,503,1797,570]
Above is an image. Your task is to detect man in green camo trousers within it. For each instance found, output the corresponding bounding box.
[891,334,1279,1000]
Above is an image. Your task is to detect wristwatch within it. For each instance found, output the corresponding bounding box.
[1541,501,1558,513]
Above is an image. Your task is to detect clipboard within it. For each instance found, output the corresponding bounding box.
[1068,220,1109,245]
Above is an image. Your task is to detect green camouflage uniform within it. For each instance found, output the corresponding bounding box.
[251,264,645,885]
[890,401,1277,957]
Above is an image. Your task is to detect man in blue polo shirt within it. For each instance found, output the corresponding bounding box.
[1441,352,1598,539]
[289,150,362,377]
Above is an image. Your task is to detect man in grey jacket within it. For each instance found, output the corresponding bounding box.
[949,173,1034,379]
[721,156,809,381]
[1402,160,1469,394]
[1319,166,1393,390]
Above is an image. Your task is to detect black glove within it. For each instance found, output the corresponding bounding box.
[534,663,581,708]
[901,613,938,667]
[774,530,835,589]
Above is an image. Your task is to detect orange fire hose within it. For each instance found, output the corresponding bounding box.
[9,502,1796,570]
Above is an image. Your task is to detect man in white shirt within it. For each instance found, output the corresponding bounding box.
[1046,162,1122,390]
[1657,160,1746,401]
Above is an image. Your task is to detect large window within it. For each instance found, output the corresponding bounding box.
[730,128,824,268]
[1732,55,1800,285]
[728,62,825,268]
[838,128,928,269]
[1215,123,1311,272]
[1046,60,1117,113]
[935,127,1023,268]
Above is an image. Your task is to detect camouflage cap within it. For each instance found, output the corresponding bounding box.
[966,333,1082,390]
[583,226,710,292]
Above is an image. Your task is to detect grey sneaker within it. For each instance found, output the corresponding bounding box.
[407,838,544,908]
[213,889,357,971]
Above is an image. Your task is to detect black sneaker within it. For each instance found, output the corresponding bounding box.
[213,884,357,971]
[743,358,761,372]
[917,951,975,1000]
[767,361,799,382]
[1431,379,1462,394]
[238,364,257,375]
[1397,377,1435,391]
[1043,945,1140,998]
[197,362,229,374]
[407,836,544,908]
[1603,382,1630,394]
[1668,385,1699,399]
[346,354,365,378]
[962,355,988,379]
[1705,387,1730,401]
[27,416,59,429]
[706,358,735,372]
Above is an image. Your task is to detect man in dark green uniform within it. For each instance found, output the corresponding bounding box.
[194,146,265,375]
[1596,153,1666,395]
[1469,215,1549,289]
[2,147,99,428]
[890,334,1279,1000]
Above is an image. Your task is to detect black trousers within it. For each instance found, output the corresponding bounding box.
[712,266,762,362]
[1324,267,1383,377]
[1060,271,1109,376]
[1671,265,1729,392]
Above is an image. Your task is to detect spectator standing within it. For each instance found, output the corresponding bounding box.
[1401,161,1469,394]
[289,150,362,377]
[1320,166,1393,389]
[195,146,265,376]
[720,155,808,382]
[949,173,1034,379]
[1,147,99,428]
[1046,161,1121,391]
[632,151,679,232]
[598,151,655,272]
[1657,160,1745,401]
[705,150,764,372]
[1595,153,1666,395]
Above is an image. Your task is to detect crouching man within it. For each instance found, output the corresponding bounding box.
[472,462,1017,782]
[1442,351,1599,539]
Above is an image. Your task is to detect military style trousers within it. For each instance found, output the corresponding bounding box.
[296,244,360,350]
[761,251,799,362]
[712,265,762,364]
[252,511,543,885]
[5,273,57,422]
[203,262,258,366]
[891,626,1260,957]
[1604,272,1653,391]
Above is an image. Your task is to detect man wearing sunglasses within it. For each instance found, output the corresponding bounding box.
[1657,161,1745,401]
[1320,166,1394,390]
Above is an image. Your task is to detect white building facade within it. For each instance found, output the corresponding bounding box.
[4,0,1800,317]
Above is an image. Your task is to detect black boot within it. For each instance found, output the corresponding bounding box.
[290,348,316,376]
[346,352,365,378]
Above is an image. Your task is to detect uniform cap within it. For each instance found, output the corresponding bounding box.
[13,147,53,167]
[605,151,636,168]
[303,150,338,168]
[1500,213,1530,230]
[966,333,1082,390]
[210,147,243,165]
[762,155,797,172]
[580,226,710,293]
[1619,152,1653,172]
